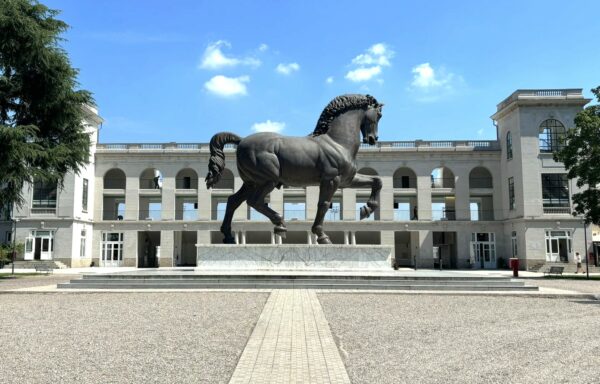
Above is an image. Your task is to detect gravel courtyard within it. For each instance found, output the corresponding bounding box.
[319,294,600,384]
[0,292,267,384]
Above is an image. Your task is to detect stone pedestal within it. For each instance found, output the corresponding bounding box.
[196,244,393,271]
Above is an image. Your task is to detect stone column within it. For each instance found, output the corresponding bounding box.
[270,232,276,245]
[344,231,349,245]
[240,231,246,244]
[350,231,356,245]
[342,188,356,221]
[123,229,138,267]
[198,183,211,220]
[197,229,210,245]
[159,230,174,267]
[379,176,394,221]
[416,174,432,221]
[380,230,395,267]
[161,176,175,221]
[417,230,433,268]
[270,187,284,219]
[306,186,319,219]
[125,176,139,220]
[454,167,470,221]
[233,177,247,220]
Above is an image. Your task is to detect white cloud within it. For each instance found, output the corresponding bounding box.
[325,76,334,84]
[258,43,269,52]
[409,62,464,102]
[345,43,393,82]
[276,62,300,75]
[199,40,260,70]
[345,66,382,82]
[204,75,249,97]
[477,128,484,136]
[251,120,285,133]
[411,63,453,89]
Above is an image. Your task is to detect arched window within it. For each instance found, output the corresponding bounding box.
[506,131,512,160]
[539,119,566,153]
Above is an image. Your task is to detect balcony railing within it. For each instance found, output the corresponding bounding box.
[543,207,572,215]
[431,177,455,189]
[432,209,456,221]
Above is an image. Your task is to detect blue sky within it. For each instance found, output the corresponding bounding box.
[47,0,599,143]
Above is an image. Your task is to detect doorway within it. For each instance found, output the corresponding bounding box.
[138,231,161,268]
[433,231,457,268]
[470,232,496,269]
[174,231,197,266]
[24,230,53,261]
[545,230,571,262]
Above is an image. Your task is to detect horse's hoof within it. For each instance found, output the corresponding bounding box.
[222,236,236,244]
[274,225,287,235]
[317,235,331,245]
[359,206,372,220]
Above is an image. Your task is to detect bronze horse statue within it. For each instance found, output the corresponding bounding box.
[205,94,384,244]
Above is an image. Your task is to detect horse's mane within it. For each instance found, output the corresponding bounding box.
[311,94,380,136]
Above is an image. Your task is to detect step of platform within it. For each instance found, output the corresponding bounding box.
[57,274,538,291]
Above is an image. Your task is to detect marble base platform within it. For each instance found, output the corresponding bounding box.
[196,244,393,271]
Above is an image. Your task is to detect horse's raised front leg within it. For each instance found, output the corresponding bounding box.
[349,173,382,220]
[221,183,251,244]
[246,182,287,238]
[312,177,340,244]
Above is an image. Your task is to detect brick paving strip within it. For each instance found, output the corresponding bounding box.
[229,289,350,384]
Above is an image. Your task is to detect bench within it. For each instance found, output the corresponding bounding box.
[34,265,54,275]
[543,266,564,276]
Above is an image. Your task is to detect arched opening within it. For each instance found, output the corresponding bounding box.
[469,167,493,189]
[431,167,455,188]
[176,168,198,189]
[104,168,126,189]
[393,167,417,189]
[357,167,378,176]
[539,119,566,153]
[469,167,494,221]
[140,168,163,190]
[213,168,234,189]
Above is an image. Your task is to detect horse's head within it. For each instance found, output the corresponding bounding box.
[361,103,384,145]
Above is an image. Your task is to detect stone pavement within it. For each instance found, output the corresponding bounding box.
[229,289,350,384]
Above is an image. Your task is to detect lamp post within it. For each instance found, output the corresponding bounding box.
[11,216,19,276]
[584,219,589,280]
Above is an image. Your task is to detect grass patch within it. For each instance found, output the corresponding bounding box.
[0,273,44,280]
[544,275,600,281]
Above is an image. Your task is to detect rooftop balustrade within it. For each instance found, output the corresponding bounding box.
[97,140,501,153]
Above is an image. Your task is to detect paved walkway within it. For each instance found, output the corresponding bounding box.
[229,290,350,384]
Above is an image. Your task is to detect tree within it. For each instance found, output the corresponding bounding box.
[0,0,93,210]
[554,86,600,224]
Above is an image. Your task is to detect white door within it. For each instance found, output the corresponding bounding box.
[24,235,34,260]
[101,243,122,267]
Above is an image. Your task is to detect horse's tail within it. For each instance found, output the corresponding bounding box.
[205,132,242,189]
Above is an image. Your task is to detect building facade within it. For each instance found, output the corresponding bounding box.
[1,89,596,270]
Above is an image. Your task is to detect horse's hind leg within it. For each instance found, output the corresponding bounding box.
[312,177,340,244]
[221,183,251,244]
[246,182,287,238]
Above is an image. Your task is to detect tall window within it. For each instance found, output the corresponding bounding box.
[80,229,87,258]
[32,180,57,210]
[539,119,566,153]
[508,177,515,210]
[82,178,89,212]
[506,131,513,160]
[541,174,569,213]
[511,231,518,257]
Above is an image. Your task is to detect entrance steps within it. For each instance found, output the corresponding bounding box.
[58,273,538,291]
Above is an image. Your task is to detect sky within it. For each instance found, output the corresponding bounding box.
[45,0,600,144]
